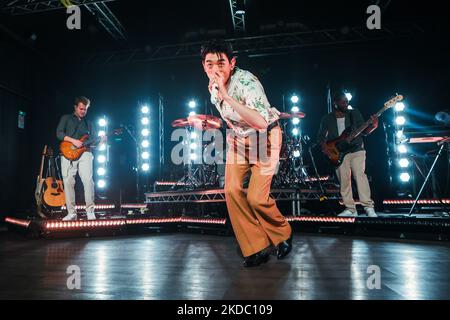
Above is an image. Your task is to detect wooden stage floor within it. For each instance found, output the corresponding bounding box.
[1,231,450,300]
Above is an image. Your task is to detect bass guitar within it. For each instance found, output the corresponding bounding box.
[323,94,404,168]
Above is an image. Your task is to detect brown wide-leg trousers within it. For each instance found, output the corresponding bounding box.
[224,126,292,257]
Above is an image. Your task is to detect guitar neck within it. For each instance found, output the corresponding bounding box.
[348,106,386,141]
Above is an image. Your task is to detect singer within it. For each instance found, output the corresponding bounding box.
[201,39,293,267]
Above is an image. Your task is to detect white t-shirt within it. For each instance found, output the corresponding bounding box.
[337,117,346,136]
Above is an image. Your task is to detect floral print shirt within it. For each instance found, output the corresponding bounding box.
[210,67,280,136]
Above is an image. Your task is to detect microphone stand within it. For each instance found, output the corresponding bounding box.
[408,140,449,216]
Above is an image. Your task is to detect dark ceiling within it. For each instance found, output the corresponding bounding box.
[0,0,446,56]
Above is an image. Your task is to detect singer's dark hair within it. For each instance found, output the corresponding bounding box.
[201,39,234,62]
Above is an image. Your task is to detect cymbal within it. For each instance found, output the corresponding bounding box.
[171,118,189,128]
[278,111,306,119]
[187,114,222,130]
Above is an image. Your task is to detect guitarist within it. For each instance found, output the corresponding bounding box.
[56,96,98,221]
[317,92,378,217]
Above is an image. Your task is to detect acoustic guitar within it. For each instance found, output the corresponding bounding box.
[60,128,122,161]
[42,147,66,207]
[323,94,404,168]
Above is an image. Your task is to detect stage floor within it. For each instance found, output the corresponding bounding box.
[1,231,450,300]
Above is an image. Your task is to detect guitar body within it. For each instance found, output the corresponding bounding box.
[324,128,359,168]
[60,134,89,161]
[43,177,66,207]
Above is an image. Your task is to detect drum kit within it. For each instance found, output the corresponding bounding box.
[170,111,313,190]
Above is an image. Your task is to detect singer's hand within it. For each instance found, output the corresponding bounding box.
[212,72,229,100]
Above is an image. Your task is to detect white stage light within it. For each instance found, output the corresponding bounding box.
[395,102,405,112]
[395,116,406,126]
[400,172,410,182]
[141,105,149,114]
[97,155,106,163]
[98,119,107,127]
[141,140,149,148]
[97,180,106,188]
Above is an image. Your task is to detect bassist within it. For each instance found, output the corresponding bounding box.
[317,92,378,217]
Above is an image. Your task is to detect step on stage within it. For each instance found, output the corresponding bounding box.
[5,188,450,242]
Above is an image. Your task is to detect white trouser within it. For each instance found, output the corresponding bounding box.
[60,151,95,215]
[335,150,374,211]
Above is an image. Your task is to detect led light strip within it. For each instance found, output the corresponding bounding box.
[121,204,148,209]
[5,217,31,228]
[61,204,116,210]
[383,199,450,205]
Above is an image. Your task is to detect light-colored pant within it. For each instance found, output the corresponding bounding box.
[335,150,374,212]
[224,127,292,257]
[60,151,95,215]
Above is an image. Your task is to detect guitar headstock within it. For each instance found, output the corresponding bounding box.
[384,94,404,110]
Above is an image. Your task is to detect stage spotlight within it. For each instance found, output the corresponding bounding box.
[141,140,149,148]
[97,180,106,188]
[290,95,299,104]
[97,167,106,176]
[293,150,301,158]
[190,143,197,150]
[98,130,106,137]
[98,143,106,151]
[395,116,406,126]
[291,106,300,113]
[98,119,107,127]
[188,100,197,108]
[141,129,149,137]
[347,105,353,110]
[292,118,300,125]
[189,111,196,117]
[435,111,450,126]
[292,128,299,136]
[190,132,198,139]
[141,163,150,171]
[400,172,411,182]
[141,105,149,114]
[141,117,149,125]
[399,158,409,168]
[141,152,150,160]
[97,155,106,163]
[398,144,408,154]
[345,92,353,101]
[395,102,405,112]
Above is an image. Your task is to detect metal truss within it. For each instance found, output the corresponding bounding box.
[82,22,424,65]
[229,0,246,33]
[83,1,125,41]
[144,188,340,204]
[3,0,114,14]
[2,0,125,41]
